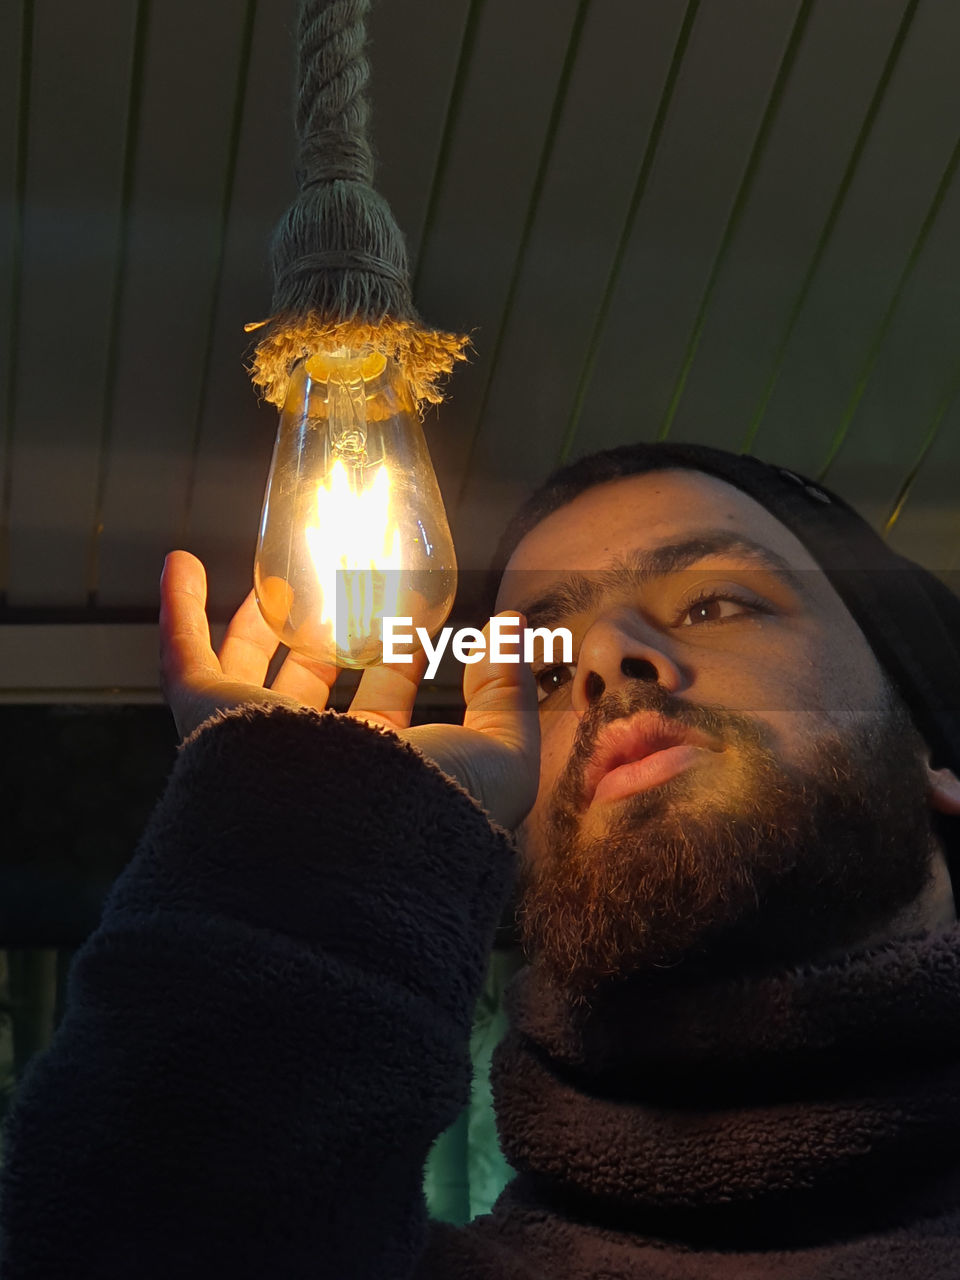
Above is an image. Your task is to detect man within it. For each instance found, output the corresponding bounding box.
[2,442,960,1278]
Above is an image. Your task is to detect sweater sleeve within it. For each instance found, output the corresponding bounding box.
[0,704,515,1280]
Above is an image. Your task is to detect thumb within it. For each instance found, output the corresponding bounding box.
[462,612,539,765]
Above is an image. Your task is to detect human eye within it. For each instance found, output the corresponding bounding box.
[674,588,770,627]
[534,663,576,703]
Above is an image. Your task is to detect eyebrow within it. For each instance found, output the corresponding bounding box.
[513,530,810,631]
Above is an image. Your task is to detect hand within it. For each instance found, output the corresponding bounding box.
[159,551,540,829]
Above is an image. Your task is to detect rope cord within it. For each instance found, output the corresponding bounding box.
[294,0,374,187]
[248,0,469,409]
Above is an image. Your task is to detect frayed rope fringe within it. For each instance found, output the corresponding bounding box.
[245,314,472,411]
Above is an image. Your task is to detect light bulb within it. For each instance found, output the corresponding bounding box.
[254,349,457,668]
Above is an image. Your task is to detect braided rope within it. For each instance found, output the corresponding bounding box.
[295,0,373,187]
[248,0,469,409]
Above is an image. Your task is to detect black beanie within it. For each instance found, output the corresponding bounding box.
[491,442,960,850]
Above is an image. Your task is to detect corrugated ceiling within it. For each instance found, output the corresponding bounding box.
[1,0,958,657]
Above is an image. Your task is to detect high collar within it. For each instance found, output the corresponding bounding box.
[490,922,960,1248]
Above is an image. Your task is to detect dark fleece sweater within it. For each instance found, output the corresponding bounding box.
[2,705,960,1278]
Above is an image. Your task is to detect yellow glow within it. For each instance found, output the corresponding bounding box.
[305,349,387,382]
[304,458,402,659]
[255,350,457,667]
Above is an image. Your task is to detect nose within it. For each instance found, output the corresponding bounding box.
[571,609,685,715]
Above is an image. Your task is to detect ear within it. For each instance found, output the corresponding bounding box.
[928,763,960,815]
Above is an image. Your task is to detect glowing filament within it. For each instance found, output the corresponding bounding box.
[304,459,402,658]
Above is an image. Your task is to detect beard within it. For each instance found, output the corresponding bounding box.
[516,680,938,997]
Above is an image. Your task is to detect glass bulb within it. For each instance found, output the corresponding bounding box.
[254,349,457,668]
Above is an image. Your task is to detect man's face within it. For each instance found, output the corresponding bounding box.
[495,469,940,993]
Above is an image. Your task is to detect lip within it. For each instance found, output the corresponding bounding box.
[581,711,723,807]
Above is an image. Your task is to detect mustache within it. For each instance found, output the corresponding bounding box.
[556,683,768,814]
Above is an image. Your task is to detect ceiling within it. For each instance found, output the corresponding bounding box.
[1,0,958,697]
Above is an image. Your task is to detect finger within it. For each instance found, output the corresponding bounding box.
[269,649,340,711]
[462,612,539,759]
[159,551,221,689]
[347,648,429,732]
[218,589,283,686]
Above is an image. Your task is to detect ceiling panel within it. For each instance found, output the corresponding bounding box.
[409,0,583,508]
[454,0,691,569]
[568,0,806,457]
[368,0,473,270]
[173,0,297,616]
[3,0,139,606]
[655,0,914,456]
[0,1,27,571]
[885,387,960,571]
[743,0,960,479]
[0,0,957,673]
[95,0,258,608]
[822,151,960,532]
